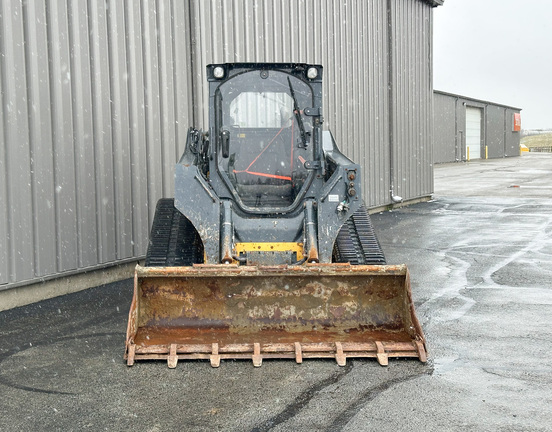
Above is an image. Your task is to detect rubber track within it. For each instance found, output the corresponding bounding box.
[145,199,203,267]
[333,206,386,265]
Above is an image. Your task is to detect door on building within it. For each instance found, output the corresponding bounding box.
[465,107,482,160]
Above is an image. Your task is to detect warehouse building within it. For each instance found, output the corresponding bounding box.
[434,90,522,163]
[0,0,443,308]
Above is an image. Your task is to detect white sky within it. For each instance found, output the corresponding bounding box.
[433,0,552,129]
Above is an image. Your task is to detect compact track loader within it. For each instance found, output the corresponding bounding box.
[125,63,426,368]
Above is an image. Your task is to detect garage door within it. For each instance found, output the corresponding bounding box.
[465,107,482,160]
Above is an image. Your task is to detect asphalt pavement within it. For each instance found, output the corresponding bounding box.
[1,153,551,431]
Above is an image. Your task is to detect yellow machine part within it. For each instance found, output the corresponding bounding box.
[125,263,427,368]
[234,242,304,261]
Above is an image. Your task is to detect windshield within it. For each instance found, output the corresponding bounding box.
[216,70,314,209]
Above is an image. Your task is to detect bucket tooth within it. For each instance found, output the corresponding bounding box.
[294,342,303,364]
[415,340,427,363]
[210,343,221,368]
[126,344,136,367]
[252,343,263,367]
[375,341,389,366]
[168,344,178,369]
[335,342,346,366]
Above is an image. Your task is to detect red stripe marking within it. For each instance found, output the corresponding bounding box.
[234,170,291,181]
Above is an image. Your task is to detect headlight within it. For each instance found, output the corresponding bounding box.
[307,67,318,79]
[213,66,225,79]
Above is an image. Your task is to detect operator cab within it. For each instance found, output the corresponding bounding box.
[210,64,321,211]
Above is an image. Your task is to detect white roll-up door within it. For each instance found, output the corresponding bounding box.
[465,107,482,160]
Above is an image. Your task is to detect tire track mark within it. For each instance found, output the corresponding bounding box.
[250,363,354,432]
[325,369,432,431]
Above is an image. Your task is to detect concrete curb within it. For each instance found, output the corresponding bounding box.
[0,261,138,311]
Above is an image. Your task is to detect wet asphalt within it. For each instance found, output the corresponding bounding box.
[1,153,551,431]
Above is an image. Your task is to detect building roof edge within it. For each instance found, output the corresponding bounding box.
[434,90,522,111]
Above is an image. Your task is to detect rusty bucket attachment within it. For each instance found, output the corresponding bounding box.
[125,263,427,368]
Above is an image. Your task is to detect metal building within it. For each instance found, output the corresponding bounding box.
[0,0,442,303]
[434,90,522,163]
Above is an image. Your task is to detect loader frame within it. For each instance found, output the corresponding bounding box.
[124,63,427,367]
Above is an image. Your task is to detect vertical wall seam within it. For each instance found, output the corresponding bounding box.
[105,0,119,259]
[428,5,434,190]
[503,109,506,156]
[87,0,102,263]
[139,0,152,227]
[386,0,395,202]
[123,0,135,257]
[66,0,81,267]
[21,1,38,277]
[44,0,62,272]
[0,2,12,282]
[188,0,197,128]
[154,0,165,195]
[170,0,180,162]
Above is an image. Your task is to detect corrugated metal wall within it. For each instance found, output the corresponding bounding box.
[389,0,434,200]
[434,92,458,163]
[486,105,505,159]
[0,0,193,288]
[504,108,520,157]
[1,0,436,290]
[433,91,521,163]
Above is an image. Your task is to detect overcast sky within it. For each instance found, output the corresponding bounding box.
[433,0,552,130]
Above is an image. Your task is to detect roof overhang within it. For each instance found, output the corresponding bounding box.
[425,0,444,6]
[434,90,522,111]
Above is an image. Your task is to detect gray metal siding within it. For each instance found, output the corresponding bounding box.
[504,108,521,157]
[0,67,6,284]
[321,0,391,207]
[486,105,504,159]
[1,0,35,283]
[0,25,6,284]
[433,92,457,163]
[0,0,194,288]
[51,1,79,271]
[390,0,434,200]
[1,0,435,290]
[71,1,97,268]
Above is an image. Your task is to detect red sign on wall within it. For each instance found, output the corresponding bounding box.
[513,113,521,132]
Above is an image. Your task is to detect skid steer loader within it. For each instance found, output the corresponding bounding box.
[125,63,426,368]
